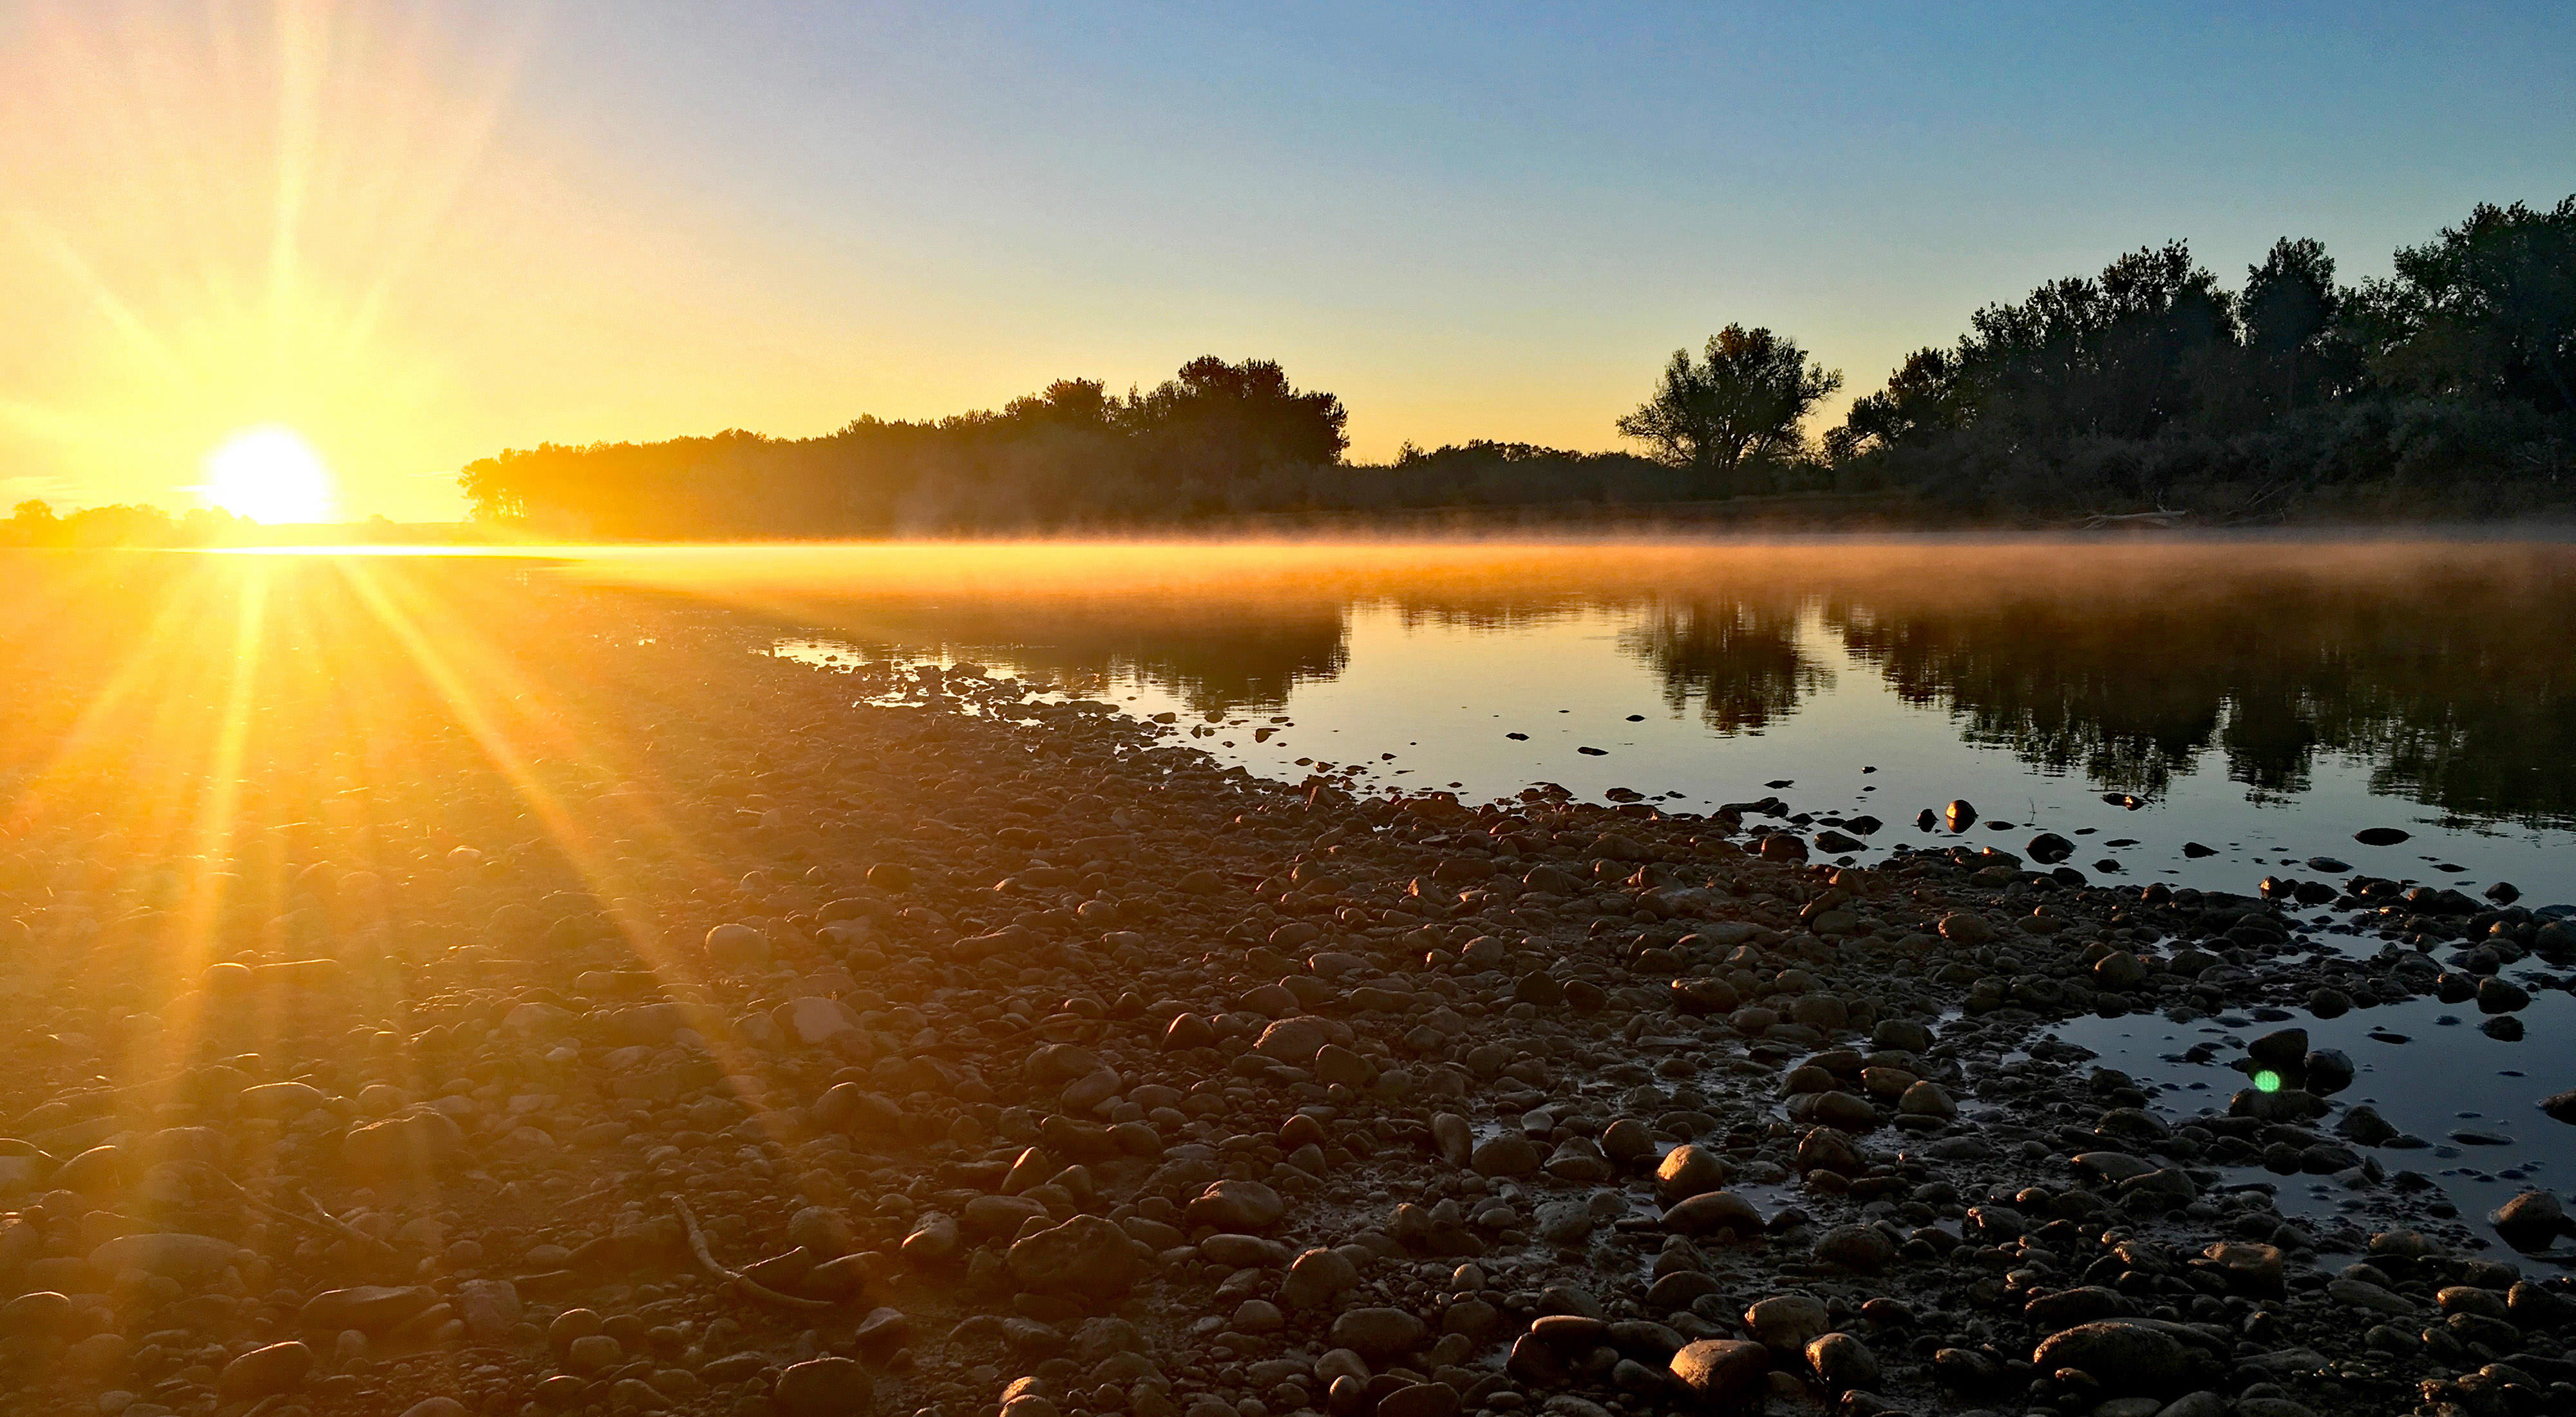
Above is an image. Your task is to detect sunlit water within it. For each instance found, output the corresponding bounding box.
[542,537,2576,909]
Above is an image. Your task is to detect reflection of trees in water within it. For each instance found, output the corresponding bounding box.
[1620,600,1829,734]
[766,599,1349,718]
[1833,602,2224,800]
[1825,564,2576,827]
[1098,620,1347,715]
[750,548,2576,827]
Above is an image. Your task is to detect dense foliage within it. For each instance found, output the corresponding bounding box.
[1616,325,1842,492]
[1824,196,2576,515]
[450,194,2573,531]
[459,357,1361,536]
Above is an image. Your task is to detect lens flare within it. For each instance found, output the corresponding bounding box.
[200,426,338,523]
[2253,1069,2283,1093]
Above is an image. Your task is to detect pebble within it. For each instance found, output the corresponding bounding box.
[0,564,2550,1417]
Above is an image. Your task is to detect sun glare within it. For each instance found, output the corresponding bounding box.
[200,426,338,524]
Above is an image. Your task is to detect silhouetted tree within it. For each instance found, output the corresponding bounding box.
[1828,195,2576,515]
[2370,198,2576,414]
[2240,238,2354,414]
[1616,326,1842,484]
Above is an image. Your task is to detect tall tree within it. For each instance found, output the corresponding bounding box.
[2240,237,2350,412]
[1616,325,1842,477]
[2378,198,2576,414]
[1120,356,1350,466]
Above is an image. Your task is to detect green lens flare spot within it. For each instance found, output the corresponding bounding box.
[2253,1069,2283,1093]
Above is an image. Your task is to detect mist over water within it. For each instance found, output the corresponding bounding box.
[556,535,2576,906]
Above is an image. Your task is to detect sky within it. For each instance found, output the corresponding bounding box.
[2,1,2571,521]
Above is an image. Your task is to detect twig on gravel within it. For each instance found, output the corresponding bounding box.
[175,1163,402,1260]
[670,1193,835,1310]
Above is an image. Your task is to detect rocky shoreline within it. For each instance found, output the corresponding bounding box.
[1,569,2570,1417]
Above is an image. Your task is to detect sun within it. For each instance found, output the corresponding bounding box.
[200,426,339,524]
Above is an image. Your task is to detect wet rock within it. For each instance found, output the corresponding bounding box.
[1662,1191,1763,1239]
[1938,912,1994,945]
[1897,1080,1956,1119]
[2248,1028,2309,1069]
[2478,976,2532,1014]
[1743,1295,1830,1353]
[2488,1190,2571,1251]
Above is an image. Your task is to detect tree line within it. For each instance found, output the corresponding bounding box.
[0,500,248,547]
[457,191,2570,531]
[1814,195,2576,515]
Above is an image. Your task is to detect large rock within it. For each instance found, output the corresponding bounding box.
[1281,1247,1361,1309]
[455,1280,523,1341]
[1254,1016,1331,1063]
[1187,1179,1285,1232]
[1654,1145,1731,1203]
[2031,1321,2210,1396]
[1805,1332,1878,1391]
[1662,1191,1763,1239]
[2488,1190,2571,1251]
[1330,1306,1428,1360]
[774,1356,873,1417]
[216,1341,313,1401]
[1669,1339,1769,1404]
[1007,1215,1139,1297]
[1814,1225,1895,1272]
[1743,1295,1830,1353]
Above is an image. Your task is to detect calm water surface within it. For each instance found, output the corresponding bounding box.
[560,536,2576,907]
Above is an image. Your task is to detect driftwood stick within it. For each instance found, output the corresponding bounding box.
[176,1164,402,1259]
[669,1193,835,1311]
[292,1186,409,1259]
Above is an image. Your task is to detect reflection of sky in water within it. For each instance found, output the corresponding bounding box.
[2050,991,2576,1262]
[776,594,2576,908]
[544,538,2576,906]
